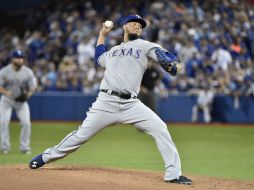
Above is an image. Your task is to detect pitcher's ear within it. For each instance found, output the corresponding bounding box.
[123,24,127,31]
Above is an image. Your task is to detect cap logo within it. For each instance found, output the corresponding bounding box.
[136,15,141,18]
[17,50,22,55]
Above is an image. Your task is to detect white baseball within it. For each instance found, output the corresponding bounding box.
[105,20,113,28]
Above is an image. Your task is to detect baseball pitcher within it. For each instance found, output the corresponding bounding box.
[0,50,37,154]
[29,15,192,185]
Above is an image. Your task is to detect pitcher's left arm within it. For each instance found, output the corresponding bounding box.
[148,47,182,76]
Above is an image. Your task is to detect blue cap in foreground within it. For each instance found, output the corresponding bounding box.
[12,50,24,58]
[124,14,147,28]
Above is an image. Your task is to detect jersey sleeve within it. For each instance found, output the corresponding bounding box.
[143,40,163,62]
[0,69,5,87]
[95,44,107,67]
[27,70,37,90]
[146,42,163,62]
[97,51,108,68]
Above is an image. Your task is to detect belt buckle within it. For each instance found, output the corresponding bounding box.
[107,90,113,95]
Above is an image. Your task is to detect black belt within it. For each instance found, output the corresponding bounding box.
[100,89,137,100]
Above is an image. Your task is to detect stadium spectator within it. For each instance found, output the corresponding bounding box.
[0,0,253,96]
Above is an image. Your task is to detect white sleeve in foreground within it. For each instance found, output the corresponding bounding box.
[98,52,108,68]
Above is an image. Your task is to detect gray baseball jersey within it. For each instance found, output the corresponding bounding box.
[98,39,161,95]
[41,39,182,181]
[0,64,37,153]
[0,64,37,100]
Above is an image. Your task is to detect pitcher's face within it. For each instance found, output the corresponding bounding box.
[124,21,143,36]
[12,58,24,70]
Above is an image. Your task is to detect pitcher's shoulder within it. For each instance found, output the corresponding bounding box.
[108,44,121,52]
[0,64,12,73]
[136,39,152,44]
[136,39,161,49]
[22,65,34,74]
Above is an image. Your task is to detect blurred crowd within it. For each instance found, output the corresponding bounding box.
[0,0,254,96]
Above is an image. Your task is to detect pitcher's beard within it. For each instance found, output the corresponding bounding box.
[128,33,139,41]
[13,63,23,71]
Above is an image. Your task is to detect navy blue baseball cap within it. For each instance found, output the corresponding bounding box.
[12,50,24,58]
[124,14,147,28]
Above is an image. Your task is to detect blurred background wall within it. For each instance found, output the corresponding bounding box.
[23,93,253,123]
